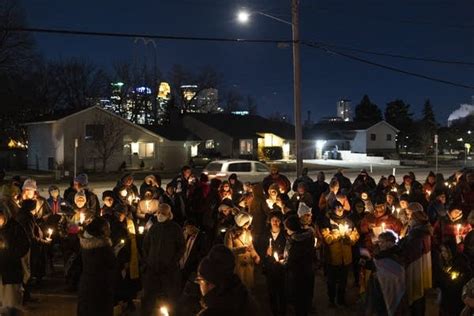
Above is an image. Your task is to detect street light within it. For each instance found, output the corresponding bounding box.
[236,1,303,177]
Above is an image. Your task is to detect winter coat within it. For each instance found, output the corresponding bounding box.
[360,212,403,253]
[248,184,269,239]
[352,175,377,195]
[261,229,287,274]
[180,230,209,283]
[321,212,359,266]
[136,198,159,220]
[139,177,164,199]
[47,197,65,215]
[292,175,314,192]
[290,192,313,212]
[77,233,116,316]
[224,227,259,289]
[66,189,101,215]
[427,200,446,225]
[0,216,30,284]
[197,274,258,316]
[334,172,352,194]
[230,180,244,203]
[399,222,433,305]
[433,217,472,254]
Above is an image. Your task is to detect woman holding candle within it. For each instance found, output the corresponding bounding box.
[136,188,159,225]
[427,190,448,225]
[423,171,437,203]
[321,201,359,307]
[224,211,260,289]
[433,206,472,254]
[262,211,287,316]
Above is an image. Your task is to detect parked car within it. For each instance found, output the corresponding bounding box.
[203,159,270,183]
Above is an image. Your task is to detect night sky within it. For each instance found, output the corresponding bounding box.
[22,0,474,124]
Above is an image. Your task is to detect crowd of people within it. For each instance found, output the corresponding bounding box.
[0,165,473,316]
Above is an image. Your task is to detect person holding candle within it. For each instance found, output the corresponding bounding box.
[433,206,472,254]
[215,201,237,244]
[46,185,65,216]
[68,174,100,215]
[387,174,399,192]
[262,211,287,316]
[360,197,402,255]
[290,182,313,214]
[321,201,359,307]
[70,191,94,226]
[139,174,164,200]
[100,190,116,217]
[352,169,377,197]
[262,164,291,198]
[423,171,437,203]
[224,211,260,290]
[141,203,185,316]
[136,188,159,225]
[318,179,340,218]
[0,202,30,310]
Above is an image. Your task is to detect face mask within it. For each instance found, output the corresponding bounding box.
[157,214,168,223]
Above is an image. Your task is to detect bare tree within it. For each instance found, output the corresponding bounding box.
[0,0,35,72]
[91,114,124,172]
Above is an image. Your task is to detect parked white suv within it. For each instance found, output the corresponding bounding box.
[203,160,270,183]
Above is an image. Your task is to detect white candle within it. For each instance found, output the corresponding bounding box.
[79,213,85,224]
[145,200,150,211]
[138,226,145,234]
[314,237,318,248]
[47,228,53,239]
[269,238,272,248]
[457,224,462,235]
[159,306,169,316]
[382,222,386,232]
[273,252,279,262]
[396,208,400,217]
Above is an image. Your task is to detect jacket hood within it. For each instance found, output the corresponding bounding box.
[290,229,313,242]
[79,232,112,250]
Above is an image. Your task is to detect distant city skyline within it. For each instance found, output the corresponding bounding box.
[21,0,474,123]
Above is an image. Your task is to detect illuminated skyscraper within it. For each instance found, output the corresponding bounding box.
[337,99,352,122]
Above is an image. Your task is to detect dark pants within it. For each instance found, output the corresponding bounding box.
[266,270,286,316]
[290,270,314,316]
[410,296,425,316]
[327,264,349,304]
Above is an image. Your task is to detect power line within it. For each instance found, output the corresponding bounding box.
[311,42,474,66]
[304,42,474,90]
[3,27,294,44]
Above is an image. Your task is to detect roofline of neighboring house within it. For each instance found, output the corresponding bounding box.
[353,120,400,133]
[23,106,174,142]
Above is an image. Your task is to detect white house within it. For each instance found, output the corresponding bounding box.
[304,120,400,158]
[25,106,199,173]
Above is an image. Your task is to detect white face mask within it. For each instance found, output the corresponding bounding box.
[157,214,168,223]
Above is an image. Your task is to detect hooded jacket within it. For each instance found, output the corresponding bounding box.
[0,208,30,284]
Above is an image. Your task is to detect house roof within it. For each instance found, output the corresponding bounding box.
[186,113,295,139]
[304,120,399,140]
[141,124,200,141]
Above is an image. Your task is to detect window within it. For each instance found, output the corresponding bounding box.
[139,142,155,158]
[205,139,215,149]
[206,162,222,172]
[239,139,253,155]
[227,162,251,172]
[386,134,392,141]
[255,162,269,172]
[85,124,104,141]
[370,133,376,141]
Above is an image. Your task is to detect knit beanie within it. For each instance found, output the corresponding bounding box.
[21,199,37,212]
[22,178,37,191]
[297,202,312,217]
[284,215,302,232]
[234,211,252,227]
[74,173,88,187]
[198,245,235,285]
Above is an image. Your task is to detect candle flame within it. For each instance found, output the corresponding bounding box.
[273,252,279,261]
[138,226,145,234]
[159,306,169,316]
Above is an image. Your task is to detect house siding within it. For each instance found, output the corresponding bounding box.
[365,122,398,152]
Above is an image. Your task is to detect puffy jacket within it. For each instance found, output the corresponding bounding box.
[322,212,359,266]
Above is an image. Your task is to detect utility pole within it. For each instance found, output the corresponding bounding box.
[74,138,78,178]
[292,0,303,177]
[434,134,438,173]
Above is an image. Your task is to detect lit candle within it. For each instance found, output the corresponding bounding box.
[138,226,145,234]
[457,224,462,235]
[297,195,300,200]
[396,208,400,217]
[266,199,274,209]
[382,222,386,232]
[269,238,272,248]
[79,212,85,224]
[128,195,133,205]
[450,271,460,280]
[159,306,169,316]
[426,190,432,196]
[120,239,125,244]
[220,228,227,233]
[47,228,53,239]
[273,251,279,262]
[314,237,318,248]
[445,182,449,187]
[145,200,150,212]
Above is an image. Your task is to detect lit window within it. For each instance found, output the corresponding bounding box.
[240,139,253,155]
[205,140,215,149]
[139,143,155,158]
